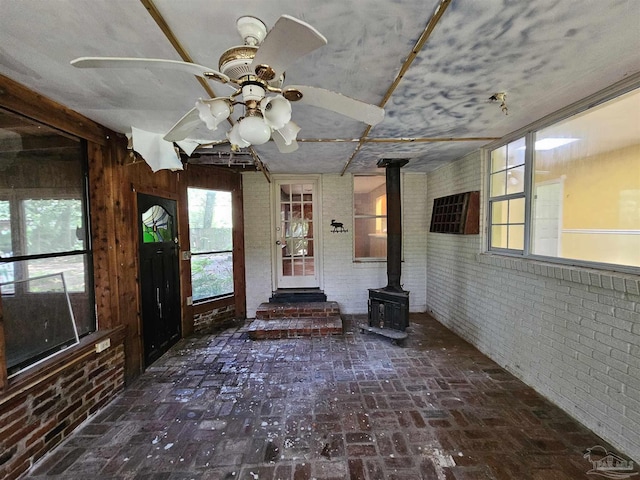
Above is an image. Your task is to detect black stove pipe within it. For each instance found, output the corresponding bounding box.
[377,158,409,293]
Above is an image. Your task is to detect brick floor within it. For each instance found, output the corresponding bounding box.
[21,313,638,479]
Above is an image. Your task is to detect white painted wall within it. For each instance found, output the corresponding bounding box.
[242,171,428,317]
[242,172,273,315]
[426,151,640,462]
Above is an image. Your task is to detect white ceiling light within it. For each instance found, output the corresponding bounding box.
[195,87,294,149]
[260,94,292,130]
[195,98,232,131]
[272,121,301,153]
[275,121,300,145]
[237,114,272,145]
[227,123,250,148]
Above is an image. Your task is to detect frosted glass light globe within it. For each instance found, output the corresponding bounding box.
[260,95,292,130]
[238,116,271,145]
[227,123,250,148]
[277,121,301,145]
[208,99,231,120]
[196,98,231,131]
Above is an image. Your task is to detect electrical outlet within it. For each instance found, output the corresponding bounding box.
[186,296,193,306]
[95,338,111,353]
[182,251,191,260]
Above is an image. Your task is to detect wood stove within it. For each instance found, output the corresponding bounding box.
[368,158,410,334]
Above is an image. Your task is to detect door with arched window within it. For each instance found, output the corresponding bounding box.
[137,193,181,367]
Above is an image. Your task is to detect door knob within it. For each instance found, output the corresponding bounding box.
[275,240,282,245]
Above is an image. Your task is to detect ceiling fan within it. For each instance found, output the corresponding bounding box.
[70,15,385,154]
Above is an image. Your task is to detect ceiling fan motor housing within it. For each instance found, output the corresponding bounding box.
[218,45,284,88]
[218,45,258,81]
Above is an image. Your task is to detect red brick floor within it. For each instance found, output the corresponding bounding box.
[22,313,638,479]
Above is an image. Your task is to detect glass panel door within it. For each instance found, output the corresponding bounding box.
[275,180,318,288]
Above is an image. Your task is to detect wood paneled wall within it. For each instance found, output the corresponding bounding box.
[0,73,246,384]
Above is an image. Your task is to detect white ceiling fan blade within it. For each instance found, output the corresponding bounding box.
[71,57,230,83]
[287,85,385,126]
[250,15,327,79]
[163,107,202,142]
[176,140,200,157]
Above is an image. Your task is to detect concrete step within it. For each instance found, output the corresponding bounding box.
[247,316,343,340]
[255,301,340,320]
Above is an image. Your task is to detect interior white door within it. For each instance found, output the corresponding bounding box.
[275,180,319,289]
[532,180,563,256]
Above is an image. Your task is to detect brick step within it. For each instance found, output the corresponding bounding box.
[247,316,343,340]
[269,288,327,303]
[255,301,340,320]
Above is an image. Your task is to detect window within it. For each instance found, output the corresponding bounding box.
[187,188,233,302]
[0,108,94,376]
[487,85,640,270]
[141,204,174,243]
[488,137,526,250]
[354,175,387,260]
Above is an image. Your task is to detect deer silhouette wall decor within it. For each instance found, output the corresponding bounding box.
[330,219,347,233]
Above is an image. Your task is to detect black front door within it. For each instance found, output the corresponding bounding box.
[138,193,181,367]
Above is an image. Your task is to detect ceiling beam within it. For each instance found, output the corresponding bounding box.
[341,0,452,175]
[139,0,216,99]
[298,137,499,143]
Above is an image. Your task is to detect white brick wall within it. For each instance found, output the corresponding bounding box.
[242,172,273,317]
[320,174,388,313]
[426,151,640,462]
[400,173,428,312]
[242,172,428,316]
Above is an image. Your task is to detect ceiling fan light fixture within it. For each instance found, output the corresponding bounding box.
[260,95,292,130]
[227,123,251,149]
[238,115,271,145]
[195,98,231,131]
[72,15,385,158]
[276,120,301,146]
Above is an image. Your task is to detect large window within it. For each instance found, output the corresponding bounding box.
[187,188,233,302]
[0,108,94,376]
[488,86,640,270]
[354,176,387,260]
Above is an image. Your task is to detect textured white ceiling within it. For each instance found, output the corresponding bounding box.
[0,0,638,174]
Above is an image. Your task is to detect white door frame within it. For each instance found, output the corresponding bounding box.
[271,175,323,290]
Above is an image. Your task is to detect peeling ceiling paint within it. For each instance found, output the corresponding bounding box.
[0,0,638,174]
